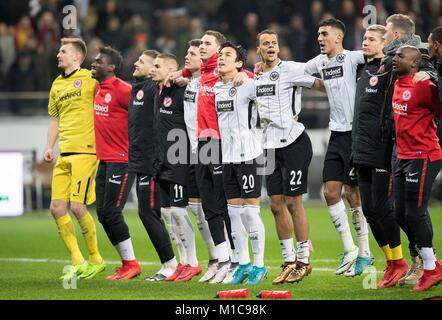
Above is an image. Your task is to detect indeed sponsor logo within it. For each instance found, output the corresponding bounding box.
[216,100,234,112]
[392,102,407,115]
[184,90,196,102]
[256,84,276,97]
[322,66,343,80]
[60,90,81,102]
[406,177,418,183]
[94,103,109,116]
[133,100,144,106]
[160,108,173,115]
[365,87,378,94]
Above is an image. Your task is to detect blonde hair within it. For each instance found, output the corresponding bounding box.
[61,37,87,61]
[366,24,387,37]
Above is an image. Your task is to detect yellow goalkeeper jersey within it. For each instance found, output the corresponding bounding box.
[48,68,98,154]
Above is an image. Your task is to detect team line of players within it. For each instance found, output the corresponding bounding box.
[46,15,442,292]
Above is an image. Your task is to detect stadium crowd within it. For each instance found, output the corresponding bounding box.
[1,0,442,94]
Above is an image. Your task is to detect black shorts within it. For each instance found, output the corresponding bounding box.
[265,130,313,197]
[157,163,188,187]
[188,164,200,199]
[95,162,134,213]
[223,159,263,200]
[323,131,358,186]
[158,179,188,208]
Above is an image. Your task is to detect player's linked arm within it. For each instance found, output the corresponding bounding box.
[311,78,326,93]
[412,49,439,84]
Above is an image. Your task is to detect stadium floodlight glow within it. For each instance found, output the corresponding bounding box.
[0,152,24,216]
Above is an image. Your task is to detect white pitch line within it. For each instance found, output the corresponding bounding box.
[0,257,384,273]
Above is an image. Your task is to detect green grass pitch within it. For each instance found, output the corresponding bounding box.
[0,204,441,300]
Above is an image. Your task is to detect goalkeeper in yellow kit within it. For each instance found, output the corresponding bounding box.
[43,38,105,280]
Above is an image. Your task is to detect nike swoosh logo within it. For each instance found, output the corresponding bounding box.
[214,165,223,170]
[244,189,255,194]
[140,176,148,181]
[173,199,182,202]
[408,172,419,177]
[291,186,301,191]
[112,174,122,179]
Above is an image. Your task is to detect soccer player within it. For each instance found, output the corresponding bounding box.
[215,42,267,285]
[379,14,438,286]
[351,25,405,281]
[167,31,251,283]
[255,30,323,284]
[183,39,218,282]
[91,46,141,280]
[304,19,371,275]
[391,45,442,291]
[44,38,105,280]
[128,50,177,281]
[152,53,201,282]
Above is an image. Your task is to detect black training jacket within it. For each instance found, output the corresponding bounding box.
[153,83,189,185]
[128,77,157,175]
[352,58,390,169]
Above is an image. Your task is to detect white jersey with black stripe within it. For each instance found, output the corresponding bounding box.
[305,50,365,132]
[215,78,262,163]
[183,76,200,154]
[255,60,316,149]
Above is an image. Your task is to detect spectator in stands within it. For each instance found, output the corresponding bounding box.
[6,50,40,113]
[244,47,259,71]
[84,37,104,68]
[354,17,365,51]
[286,14,308,62]
[279,45,293,61]
[7,50,40,92]
[188,17,204,40]
[99,16,128,52]
[95,0,119,35]
[341,0,357,50]
[0,22,16,76]
[154,13,177,54]
[14,15,34,51]
[236,12,259,49]
[124,13,150,46]
[37,11,60,54]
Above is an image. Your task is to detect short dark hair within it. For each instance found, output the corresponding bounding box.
[431,26,442,44]
[203,30,226,46]
[157,53,179,70]
[61,37,87,61]
[318,18,346,35]
[142,49,160,59]
[99,46,123,69]
[219,41,247,71]
[256,29,279,46]
[188,39,201,47]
